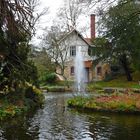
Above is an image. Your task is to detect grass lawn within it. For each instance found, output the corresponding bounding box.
[87,72,140,90]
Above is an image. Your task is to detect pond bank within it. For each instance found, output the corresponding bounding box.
[67,93,140,114]
[41,85,73,92]
[41,84,140,93]
[0,85,44,120]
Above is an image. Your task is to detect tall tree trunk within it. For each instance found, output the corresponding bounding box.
[120,54,132,81]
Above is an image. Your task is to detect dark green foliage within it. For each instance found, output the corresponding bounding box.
[104,65,125,81]
[92,0,140,81]
[24,60,39,87]
[0,25,39,91]
[0,1,46,122]
[24,85,44,107]
[0,0,39,92]
[91,37,111,65]
[103,72,114,82]
[0,85,44,120]
[0,1,43,120]
[25,86,36,100]
[0,39,39,91]
[31,48,56,85]
[43,73,57,84]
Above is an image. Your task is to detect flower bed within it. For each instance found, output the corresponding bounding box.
[67,93,140,114]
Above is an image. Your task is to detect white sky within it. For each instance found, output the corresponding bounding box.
[32,0,64,46]
[31,0,100,46]
[31,0,118,46]
[39,0,63,18]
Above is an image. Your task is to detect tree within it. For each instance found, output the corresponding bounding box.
[31,47,56,83]
[92,0,140,81]
[0,0,45,90]
[57,0,88,31]
[41,26,71,81]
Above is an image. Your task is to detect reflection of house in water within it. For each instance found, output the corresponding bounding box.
[56,15,110,82]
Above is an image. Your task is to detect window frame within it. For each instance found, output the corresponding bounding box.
[70,46,76,56]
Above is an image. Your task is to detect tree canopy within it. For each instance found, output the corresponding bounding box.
[92,0,140,81]
[0,0,41,91]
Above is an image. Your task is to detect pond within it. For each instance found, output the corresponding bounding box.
[0,92,140,140]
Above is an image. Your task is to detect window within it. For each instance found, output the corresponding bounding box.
[70,46,76,56]
[88,47,92,56]
[70,66,75,75]
[97,67,102,75]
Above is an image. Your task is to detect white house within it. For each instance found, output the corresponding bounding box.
[56,15,110,82]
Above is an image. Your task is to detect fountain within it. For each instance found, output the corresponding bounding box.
[74,46,86,93]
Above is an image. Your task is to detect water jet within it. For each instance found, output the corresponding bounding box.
[74,46,86,93]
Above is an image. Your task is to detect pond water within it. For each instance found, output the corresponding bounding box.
[0,92,140,140]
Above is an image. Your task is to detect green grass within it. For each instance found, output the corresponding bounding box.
[41,72,140,92]
[87,72,140,90]
[40,80,74,87]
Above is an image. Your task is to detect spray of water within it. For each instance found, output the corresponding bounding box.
[74,46,86,93]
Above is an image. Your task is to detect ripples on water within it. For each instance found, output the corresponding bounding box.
[0,92,140,140]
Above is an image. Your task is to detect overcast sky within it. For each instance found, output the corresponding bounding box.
[31,0,105,46]
[32,0,64,45]
[31,0,118,46]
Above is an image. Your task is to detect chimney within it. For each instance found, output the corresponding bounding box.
[90,14,95,39]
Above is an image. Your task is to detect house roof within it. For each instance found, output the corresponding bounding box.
[58,29,91,46]
[84,38,92,45]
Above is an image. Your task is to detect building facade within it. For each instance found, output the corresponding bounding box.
[56,15,110,82]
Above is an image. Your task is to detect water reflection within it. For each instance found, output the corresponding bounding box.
[0,92,140,140]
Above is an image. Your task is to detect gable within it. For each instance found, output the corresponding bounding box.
[59,29,90,47]
[60,30,90,47]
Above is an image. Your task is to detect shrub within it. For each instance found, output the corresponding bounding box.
[25,84,44,107]
[44,73,57,84]
[104,73,114,82]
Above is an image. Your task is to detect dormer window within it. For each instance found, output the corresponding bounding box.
[70,46,76,56]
